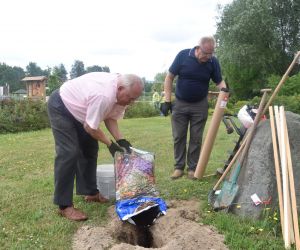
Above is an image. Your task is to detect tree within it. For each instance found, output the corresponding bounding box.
[70,60,85,79]
[0,63,25,92]
[12,66,26,91]
[271,0,300,55]
[270,0,300,74]
[154,72,167,83]
[86,65,111,73]
[267,72,300,96]
[86,65,103,73]
[26,62,47,77]
[215,0,300,99]
[102,66,110,72]
[143,81,153,93]
[47,72,62,95]
[153,71,176,92]
[53,64,68,83]
[151,72,165,92]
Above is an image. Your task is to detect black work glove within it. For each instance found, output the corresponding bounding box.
[117,139,132,153]
[108,141,124,157]
[160,102,172,116]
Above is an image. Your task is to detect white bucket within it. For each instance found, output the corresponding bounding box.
[96,164,115,200]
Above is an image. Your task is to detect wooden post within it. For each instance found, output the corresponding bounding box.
[194,88,229,179]
[269,106,284,237]
[282,108,300,249]
[277,106,291,248]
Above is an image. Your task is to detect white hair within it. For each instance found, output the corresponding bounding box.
[120,74,144,90]
[199,36,216,47]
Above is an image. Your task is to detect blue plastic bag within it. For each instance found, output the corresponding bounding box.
[116,196,167,226]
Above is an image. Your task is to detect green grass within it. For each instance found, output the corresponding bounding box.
[0,116,286,249]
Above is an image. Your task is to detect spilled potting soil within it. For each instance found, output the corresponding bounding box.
[73,200,228,250]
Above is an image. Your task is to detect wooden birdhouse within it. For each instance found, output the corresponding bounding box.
[21,76,47,100]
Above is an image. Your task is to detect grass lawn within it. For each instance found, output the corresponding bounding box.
[0,116,285,249]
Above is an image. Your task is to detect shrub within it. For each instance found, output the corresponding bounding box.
[267,73,300,96]
[248,95,300,114]
[226,95,300,116]
[124,101,159,118]
[208,97,217,109]
[272,95,300,114]
[208,95,236,116]
[217,100,249,116]
[0,99,50,133]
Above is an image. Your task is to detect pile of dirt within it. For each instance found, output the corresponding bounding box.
[73,200,228,250]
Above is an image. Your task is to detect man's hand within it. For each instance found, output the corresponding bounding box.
[117,139,132,153]
[108,141,124,157]
[160,102,172,116]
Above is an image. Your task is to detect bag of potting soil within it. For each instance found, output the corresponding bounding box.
[114,147,167,226]
[114,147,158,200]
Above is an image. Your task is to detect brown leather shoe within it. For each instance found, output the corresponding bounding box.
[171,169,184,180]
[58,206,88,221]
[84,192,109,203]
[187,170,197,180]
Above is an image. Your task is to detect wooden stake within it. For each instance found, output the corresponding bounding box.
[275,107,293,244]
[274,106,282,158]
[194,89,230,179]
[276,106,291,248]
[269,106,284,237]
[280,107,295,245]
[282,108,300,250]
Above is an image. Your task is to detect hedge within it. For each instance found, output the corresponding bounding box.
[1,95,298,134]
[0,99,49,133]
[124,101,159,118]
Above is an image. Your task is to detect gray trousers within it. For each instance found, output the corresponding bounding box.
[47,90,99,206]
[171,98,208,171]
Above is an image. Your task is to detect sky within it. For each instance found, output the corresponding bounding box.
[0,0,232,81]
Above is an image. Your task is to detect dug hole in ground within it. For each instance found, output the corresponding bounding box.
[73,200,228,250]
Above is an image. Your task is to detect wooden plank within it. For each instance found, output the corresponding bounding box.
[282,108,300,250]
[276,106,291,248]
[269,106,284,237]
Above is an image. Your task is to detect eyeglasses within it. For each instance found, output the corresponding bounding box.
[199,46,214,57]
[125,92,139,103]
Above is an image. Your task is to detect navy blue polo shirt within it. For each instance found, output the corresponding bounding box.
[169,47,223,102]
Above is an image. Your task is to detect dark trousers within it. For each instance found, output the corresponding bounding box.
[47,90,99,206]
[171,98,208,171]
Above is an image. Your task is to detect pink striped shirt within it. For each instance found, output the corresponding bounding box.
[60,72,125,129]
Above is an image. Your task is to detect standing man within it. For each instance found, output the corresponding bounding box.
[47,72,144,221]
[162,36,227,180]
[152,88,160,110]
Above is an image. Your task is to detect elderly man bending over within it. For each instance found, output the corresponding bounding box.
[47,72,144,221]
